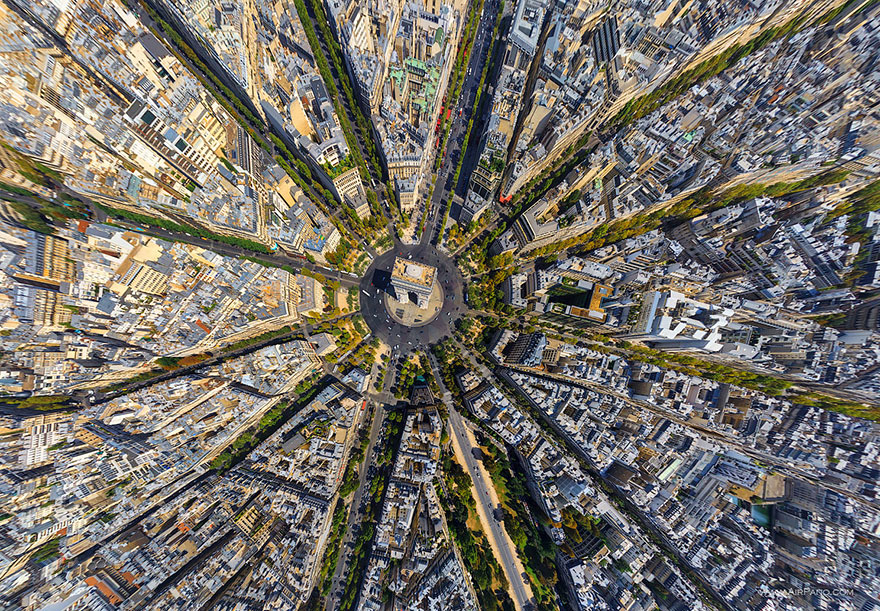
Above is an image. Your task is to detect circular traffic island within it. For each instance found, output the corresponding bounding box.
[385,281,444,327]
[360,239,465,350]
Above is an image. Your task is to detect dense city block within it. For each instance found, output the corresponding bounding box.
[1,0,880,610]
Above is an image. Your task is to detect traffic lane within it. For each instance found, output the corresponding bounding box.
[451,2,505,198]
[431,0,495,216]
[326,406,385,608]
[87,315,351,404]
[114,219,362,289]
[448,409,533,610]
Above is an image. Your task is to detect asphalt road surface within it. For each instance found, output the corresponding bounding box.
[325,404,384,610]
[360,235,466,352]
[429,0,503,238]
[448,406,534,611]
[102,215,359,289]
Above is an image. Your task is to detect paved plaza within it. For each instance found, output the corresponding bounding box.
[385,282,444,327]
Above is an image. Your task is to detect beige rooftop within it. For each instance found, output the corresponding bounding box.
[391,257,436,288]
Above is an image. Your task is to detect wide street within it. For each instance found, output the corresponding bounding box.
[447,405,535,611]
[429,0,505,240]
[325,404,384,611]
[74,312,356,407]
[357,0,506,353]
[97,213,360,289]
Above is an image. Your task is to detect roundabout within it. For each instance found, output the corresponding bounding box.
[360,236,466,351]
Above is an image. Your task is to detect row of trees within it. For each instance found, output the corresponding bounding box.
[426,0,489,239]
[301,0,383,180]
[211,372,326,472]
[4,198,58,235]
[0,143,64,187]
[506,130,593,214]
[439,450,515,611]
[293,0,401,226]
[830,179,880,249]
[439,0,506,245]
[467,274,506,312]
[210,398,287,472]
[0,159,89,236]
[3,394,72,411]
[489,344,737,610]
[293,371,323,395]
[433,0,486,177]
[445,215,485,251]
[525,169,851,260]
[503,0,851,212]
[339,426,372,497]
[270,140,335,205]
[431,340,467,391]
[140,0,368,246]
[480,440,561,611]
[309,408,376,608]
[96,202,272,253]
[314,501,348,599]
[792,391,880,423]
[290,0,369,183]
[139,0,261,127]
[335,408,405,610]
[621,342,795,395]
[609,7,824,131]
